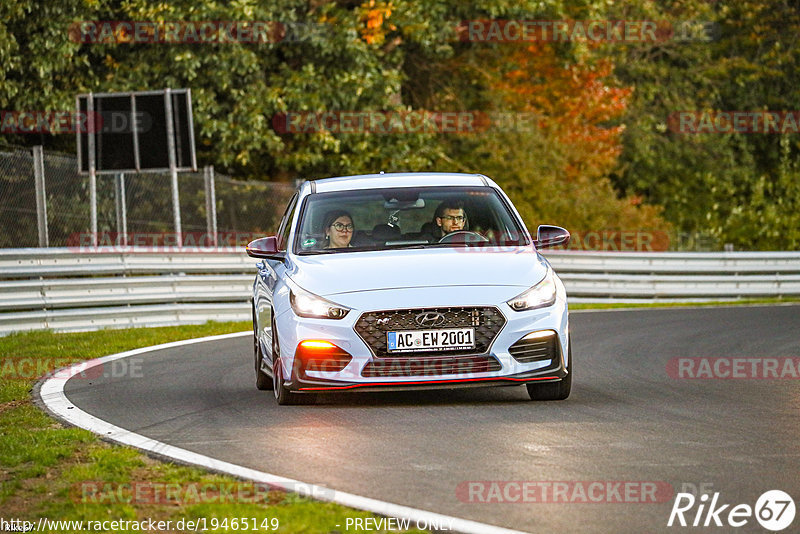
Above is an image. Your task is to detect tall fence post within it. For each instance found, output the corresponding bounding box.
[204,165,218,246]
[32,146,49,248]
[164,88,182,246]
[114,173,127,246]
[87,93,98,246]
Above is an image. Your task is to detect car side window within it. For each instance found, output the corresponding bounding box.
[276,193,298,251]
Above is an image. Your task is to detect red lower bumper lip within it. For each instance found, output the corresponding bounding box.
[298,375,560,391]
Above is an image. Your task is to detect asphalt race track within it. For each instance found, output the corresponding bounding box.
[60,306,800,533]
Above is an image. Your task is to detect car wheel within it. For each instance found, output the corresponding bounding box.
[271,319,315,406]
[254,308,272,390]
[527,339,572,401]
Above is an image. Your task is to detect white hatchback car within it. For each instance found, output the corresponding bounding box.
[247,172,571,404]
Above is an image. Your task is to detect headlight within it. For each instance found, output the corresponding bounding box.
[288,281,350,319]
[507,268,557,311]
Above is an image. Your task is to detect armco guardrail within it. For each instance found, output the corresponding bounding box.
[0,248,255,335]
[544,250,800,302]
[1,248,799,335]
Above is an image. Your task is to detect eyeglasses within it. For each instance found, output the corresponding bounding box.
[440,215,466,223]
[331,222,354,232]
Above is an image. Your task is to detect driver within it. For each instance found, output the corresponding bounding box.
[434,199,467,238]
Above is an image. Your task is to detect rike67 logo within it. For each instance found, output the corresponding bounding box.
[668,490,795,531]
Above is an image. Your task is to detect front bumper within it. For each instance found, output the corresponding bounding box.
[273,286,570,393]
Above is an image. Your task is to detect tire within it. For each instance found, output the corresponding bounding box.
[271,319,316,406]
[527,340,572,401]
[254,308,272,390]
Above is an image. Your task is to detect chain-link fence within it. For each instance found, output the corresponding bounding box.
[0,144,295,248]
[0,146,38,248]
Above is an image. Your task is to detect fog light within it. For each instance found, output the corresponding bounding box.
[296,340,352,373]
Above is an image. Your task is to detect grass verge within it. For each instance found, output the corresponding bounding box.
[1,322,427,533]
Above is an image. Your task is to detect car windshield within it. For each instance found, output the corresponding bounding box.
[293,186,528,254]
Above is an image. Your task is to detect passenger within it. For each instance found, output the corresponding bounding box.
[323,210,354,249]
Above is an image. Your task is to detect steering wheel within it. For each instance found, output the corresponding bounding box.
[438,230,490,244]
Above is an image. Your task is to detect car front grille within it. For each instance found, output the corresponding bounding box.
[354,306,506,357]
[361,355,501,377]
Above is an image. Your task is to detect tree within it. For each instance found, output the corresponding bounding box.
[405,33,667,239]
[609,0,800,249]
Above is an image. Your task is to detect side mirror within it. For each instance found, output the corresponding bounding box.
[533,225,570,249]
[246,236,284,259]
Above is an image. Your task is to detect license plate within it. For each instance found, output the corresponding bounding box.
[387,328,475,353]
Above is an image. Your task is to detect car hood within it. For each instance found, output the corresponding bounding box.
[287,247,548,298]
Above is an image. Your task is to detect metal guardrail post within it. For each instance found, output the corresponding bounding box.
[32,146,49,248]
[204,165,218,247]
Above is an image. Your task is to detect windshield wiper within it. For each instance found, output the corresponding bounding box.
[386,243,429,250]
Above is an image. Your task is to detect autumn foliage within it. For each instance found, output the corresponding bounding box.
[450,41,666,236]
[358,0,396,45]
[491,42,631,181]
